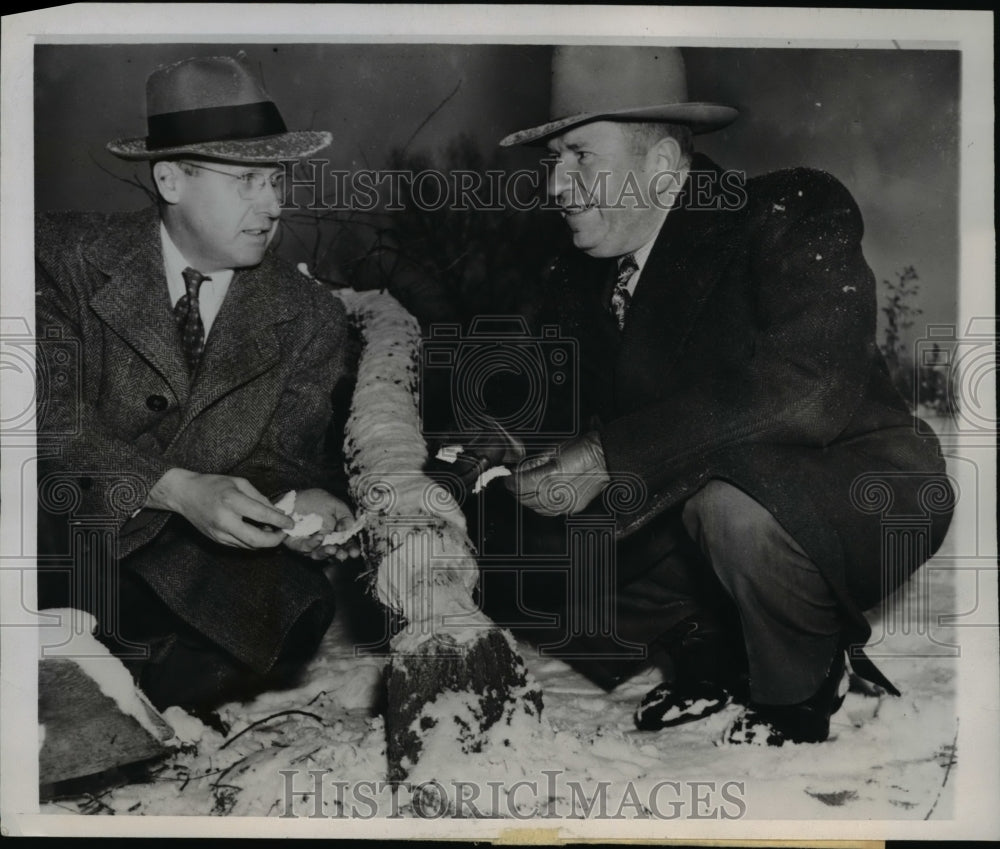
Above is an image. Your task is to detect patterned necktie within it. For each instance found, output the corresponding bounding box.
[175,267,210,374]
[610,253,638,330]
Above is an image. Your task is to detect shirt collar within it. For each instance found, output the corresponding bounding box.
[630,233,659,278]
[159,221,234,296]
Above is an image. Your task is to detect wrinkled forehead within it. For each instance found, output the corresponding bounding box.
[545,121,629,153]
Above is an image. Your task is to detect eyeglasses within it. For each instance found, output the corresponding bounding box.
[180,161,286,201]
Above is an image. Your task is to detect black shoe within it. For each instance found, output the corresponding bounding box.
[634,611,748,731]
[725,650,848,746]
[635,679,733,730]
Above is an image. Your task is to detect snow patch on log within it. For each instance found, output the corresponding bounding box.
[40,609,174,744]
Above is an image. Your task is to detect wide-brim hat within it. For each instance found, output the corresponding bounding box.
[107,54,332,163]
[500,46,737,147]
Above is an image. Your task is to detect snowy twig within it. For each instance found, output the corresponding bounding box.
[209,760,242,790]
[219,710,325,751]
[290,746,323,766]
[305,690,328,707]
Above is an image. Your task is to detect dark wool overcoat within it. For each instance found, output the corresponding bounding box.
[538,155,954,646]
[35,206,353,674]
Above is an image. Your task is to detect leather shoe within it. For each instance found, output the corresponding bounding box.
[725,649,848,746]
[634,611,748,731]
[635,678,733,730]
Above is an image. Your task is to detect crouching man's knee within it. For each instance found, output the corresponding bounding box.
[681,480,799,579]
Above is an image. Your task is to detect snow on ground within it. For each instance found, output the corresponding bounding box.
[40,548,959,821]
[41,421,963,821]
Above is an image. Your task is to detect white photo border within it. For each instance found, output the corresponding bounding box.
[2,4,995,841]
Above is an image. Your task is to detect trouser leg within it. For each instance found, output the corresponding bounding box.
[476,501,737,689]
[100,570,324,712]
[681,480,842,705]
[38,510,334,713]
[610,508,739,648]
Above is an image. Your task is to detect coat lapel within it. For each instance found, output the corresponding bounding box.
[86,207,303,427]
[548,250,622,429]
[87,208,191,401]
[180,256,301,427]
[616,156,747,395]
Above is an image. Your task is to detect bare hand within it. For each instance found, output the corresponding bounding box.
[279,489,363,561]
[147,469,293,548]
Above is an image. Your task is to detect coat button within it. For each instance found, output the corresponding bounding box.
[146,394,168,412]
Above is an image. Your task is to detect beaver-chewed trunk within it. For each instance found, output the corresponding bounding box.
[335,288,543,787]
[385,627,544,784]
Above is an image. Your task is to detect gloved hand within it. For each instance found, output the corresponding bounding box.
[505,431,610,516]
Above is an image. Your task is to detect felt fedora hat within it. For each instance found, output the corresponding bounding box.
[107,55,332,163]
[500,46,737,147]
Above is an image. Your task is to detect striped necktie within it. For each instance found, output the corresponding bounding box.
[610,253,638,330]
[175,267,209,373]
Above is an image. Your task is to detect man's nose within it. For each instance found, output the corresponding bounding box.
[548,160,587,207]
[255,180,283,216]
[548,159,572,202]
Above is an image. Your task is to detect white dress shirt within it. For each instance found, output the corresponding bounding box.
[160,222,233,336]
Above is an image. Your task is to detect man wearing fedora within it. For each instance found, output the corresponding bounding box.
[494,46,952,745]
[36,55,357,714]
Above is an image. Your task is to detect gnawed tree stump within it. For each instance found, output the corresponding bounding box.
[333,287,544,794]
[385,628,543,784]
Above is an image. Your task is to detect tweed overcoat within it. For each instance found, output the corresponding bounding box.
[537,155,954,643]
[35,206,354,673]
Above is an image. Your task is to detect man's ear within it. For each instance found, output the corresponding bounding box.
[152,161,182,205]
[647,136,685,205]
[648,136,683,178]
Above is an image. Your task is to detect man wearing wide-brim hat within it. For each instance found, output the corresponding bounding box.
[495,46,953,745]
[35,55,358,724]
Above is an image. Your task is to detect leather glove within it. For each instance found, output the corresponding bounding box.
[505,431,610,517]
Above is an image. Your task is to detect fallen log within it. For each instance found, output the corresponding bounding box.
[38,610,176,793]
[332,285,544,795]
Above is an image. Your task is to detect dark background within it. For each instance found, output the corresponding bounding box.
[35,43,959,345]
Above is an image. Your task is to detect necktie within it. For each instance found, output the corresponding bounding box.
[175,267,209,373]
[610,253,638,330]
